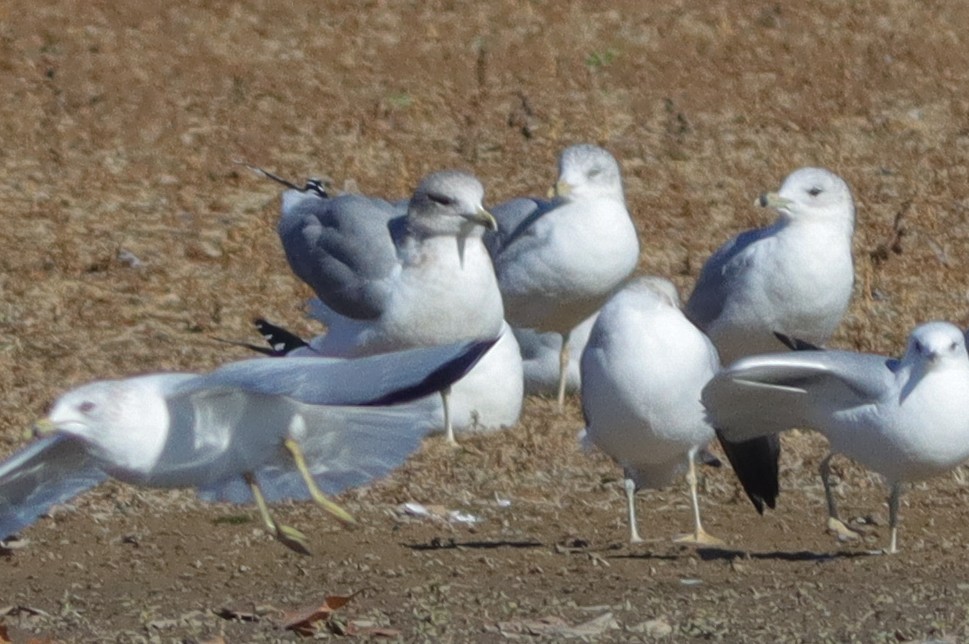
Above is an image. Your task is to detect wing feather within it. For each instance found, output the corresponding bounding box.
[0,436,107,539]
[278,192,402,319]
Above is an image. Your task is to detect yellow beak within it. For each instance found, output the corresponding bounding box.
[33,417,56,437]
[757,191,793,210]
[466,207,497,231]
[549,180,572,199]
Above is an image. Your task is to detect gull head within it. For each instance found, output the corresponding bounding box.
[408,170,496,236]
[36,378,169,476]
[552,144,624,202]
[904,322,969,369]
[758,167,854,228]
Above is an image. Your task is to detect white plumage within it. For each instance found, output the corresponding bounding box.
[581,277,721,545]
[704,322,969,553]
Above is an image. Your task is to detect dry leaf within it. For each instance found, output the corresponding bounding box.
[280,590,365,636]
[0,623,10,644]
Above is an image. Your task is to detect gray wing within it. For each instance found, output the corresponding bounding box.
[0,435,108,539]
[197,399,437,503]
[703,350,898,443]
[178,338,497,407]
[685,226,775,330]
[277,191,404,319]
[484,197,557,258]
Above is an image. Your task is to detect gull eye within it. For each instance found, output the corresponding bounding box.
[807,186,822,197]
[78,401,96,414]
[913,340,925,354]
[427,192,455,207]
[587,167,602,179]
[950,341,959,352]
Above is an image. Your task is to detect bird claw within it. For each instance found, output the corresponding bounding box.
[274,524,312,556]
[826,517,862,541]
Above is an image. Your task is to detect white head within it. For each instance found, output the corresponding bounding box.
[407,170,496,237]
[903,322,969,371]
[36,377,170,478]
[759,167,855,230]
[553,144,625,202]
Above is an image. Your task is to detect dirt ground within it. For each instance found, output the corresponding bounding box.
[4,0,969,641]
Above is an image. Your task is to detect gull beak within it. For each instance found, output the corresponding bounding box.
[757,191,793,210]
[33,417,56,437]
[465,207,497,231]
[550,180,572,199]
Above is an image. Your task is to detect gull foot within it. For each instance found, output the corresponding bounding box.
[673,529,725,547]
[826,517,862,541]
[274,524,312,556]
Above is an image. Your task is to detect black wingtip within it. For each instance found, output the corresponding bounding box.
[252,318,310,356]
[364,336,500,406]
[717,432,780,514]
[774,331,823,352]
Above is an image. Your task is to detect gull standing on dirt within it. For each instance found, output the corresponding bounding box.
[264,169,505,444]
[0,340,495,554]
[685,167,856,514]
[703,322,969,554]
[487,144,640,410]
[580,277,722,545]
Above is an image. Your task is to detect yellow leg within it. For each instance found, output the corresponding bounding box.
[556,331,571,411]
[284,439,357,526]
[673,450,724,546]
[245,472,311,555]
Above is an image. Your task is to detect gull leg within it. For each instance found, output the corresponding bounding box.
[284,439,357,526]
[820,452,861,541]
[245,472,311,555]
[624,477,644,544]
[887,482,902,554]
[441,386,456,445]
[556,331,571,411]
[674,449,724,546]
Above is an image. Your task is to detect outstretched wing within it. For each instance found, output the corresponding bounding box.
[197,399,438,503]
[703,350,896,444]
[179,338,498,407]
[277,190,404,319]
[0,435,107,540]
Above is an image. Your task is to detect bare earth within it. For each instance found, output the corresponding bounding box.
[3,1,969,641]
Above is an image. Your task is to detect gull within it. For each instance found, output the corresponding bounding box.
[260,167,505,443]
[580,277,722,545]
[0,339,495,554]
[703,322,969,554]
[487,144,640,409]
[514,313,597,396]
[230,315,524,435]
[685,167,856,514]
